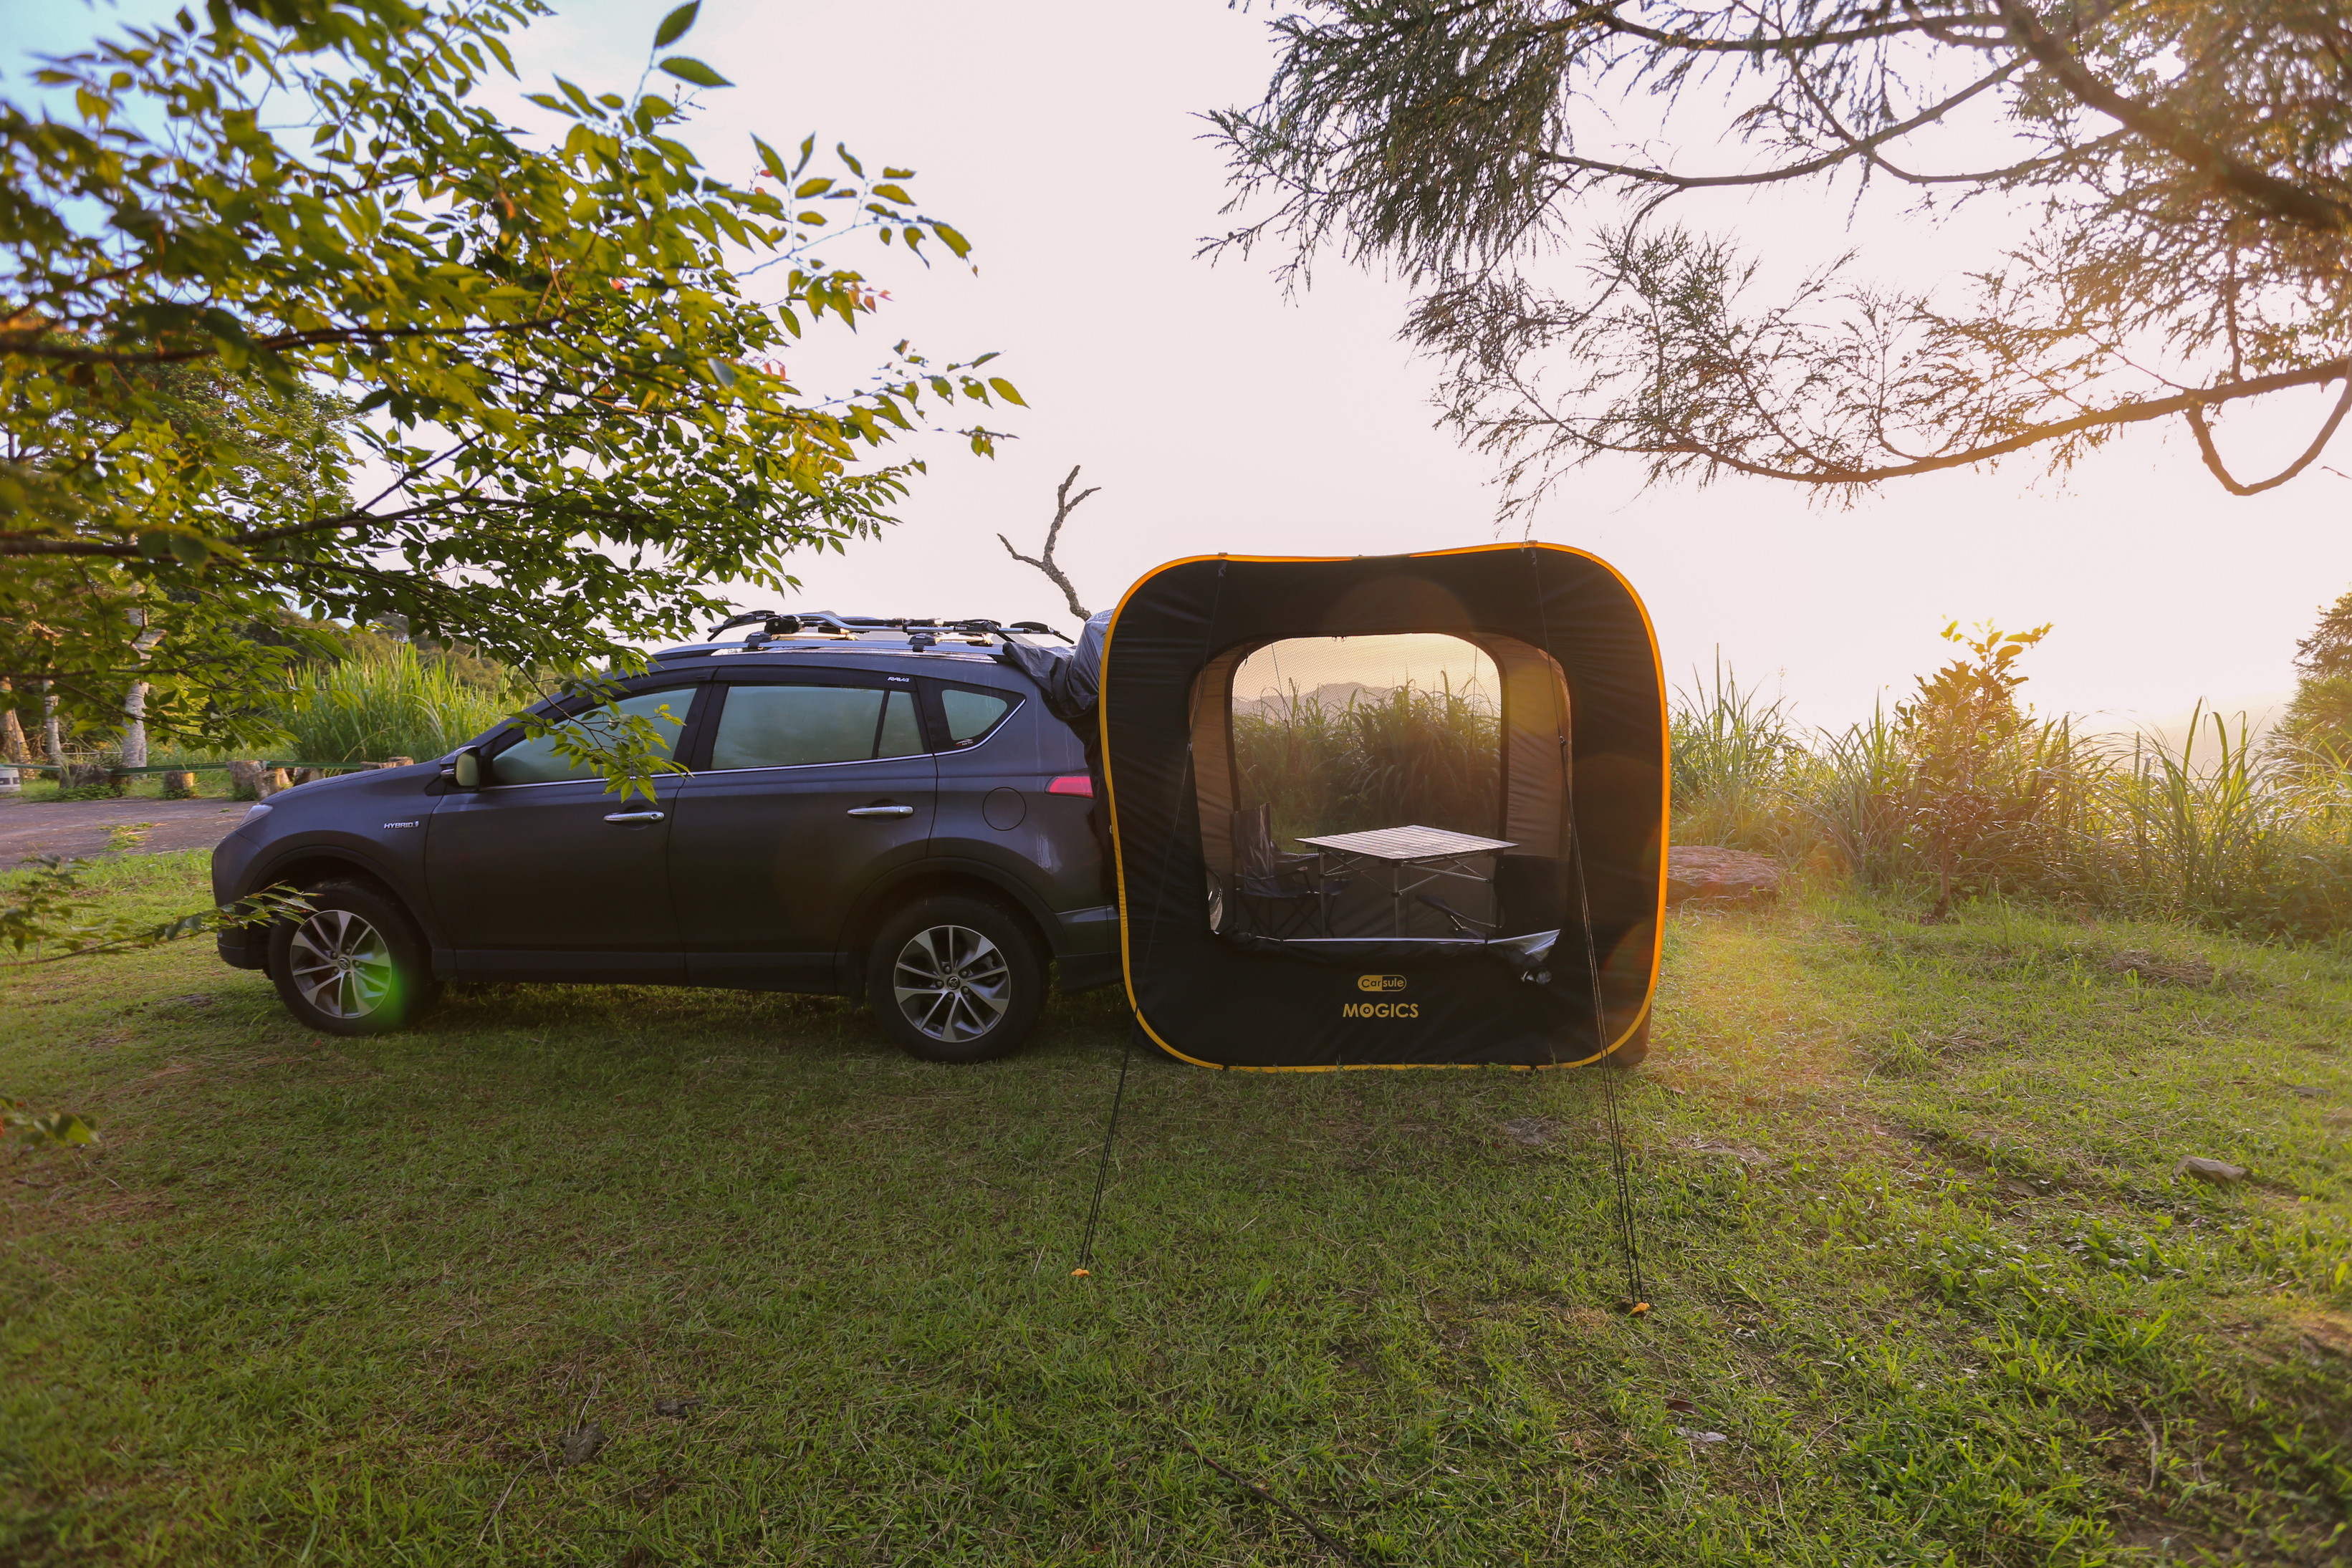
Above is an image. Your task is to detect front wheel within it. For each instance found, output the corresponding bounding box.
[267,880,441,1035]
[866,895,1045,1063]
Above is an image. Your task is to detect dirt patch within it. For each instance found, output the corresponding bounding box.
[0,797,250,862]
[1676,1137,1776,1168]
[2108,950,2219,987]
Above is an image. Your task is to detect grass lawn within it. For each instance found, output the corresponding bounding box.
[3,852,2348,1566]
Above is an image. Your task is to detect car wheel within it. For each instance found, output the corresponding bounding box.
[267,880,442,1036]
[867,895,1045,1063]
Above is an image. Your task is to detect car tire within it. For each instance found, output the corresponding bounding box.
[267,879,442,1036]
[866,895,1045,1064]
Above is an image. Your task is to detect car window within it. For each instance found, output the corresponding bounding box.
[877,689,923,757]
[711,684,925,769]
[490,688,693,786]
[940,688,1014,746]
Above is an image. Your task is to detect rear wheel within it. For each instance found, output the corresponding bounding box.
[867,895,1045,1063]
[267,880,441,1035]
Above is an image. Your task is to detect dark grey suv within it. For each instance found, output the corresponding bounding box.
[211,616,1118,1061]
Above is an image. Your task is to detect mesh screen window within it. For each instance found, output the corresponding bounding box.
[1229,635,1502,850]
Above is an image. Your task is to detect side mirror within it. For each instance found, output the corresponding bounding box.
[452,748,484,789]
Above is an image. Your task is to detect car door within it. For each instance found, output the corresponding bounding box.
[425,680,706,981]
[667,670,937,991]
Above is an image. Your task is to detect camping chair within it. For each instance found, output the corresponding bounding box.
[1231,804,1348,938]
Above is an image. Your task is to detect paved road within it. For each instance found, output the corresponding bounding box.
[0,797,254,864]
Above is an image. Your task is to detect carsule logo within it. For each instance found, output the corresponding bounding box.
[1346,974,1415,1017]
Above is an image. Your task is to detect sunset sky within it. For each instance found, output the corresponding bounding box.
[19,0,2348,736]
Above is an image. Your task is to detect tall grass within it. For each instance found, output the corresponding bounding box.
[1234,678,1502,845]
[1672,673,2352,938]
[277,643,516,764]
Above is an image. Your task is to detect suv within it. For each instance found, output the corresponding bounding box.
[211,615,1119,1062]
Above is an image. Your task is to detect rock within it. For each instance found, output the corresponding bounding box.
[2174,1156,2247,1184]
[161,771,197,799]
[652,1395,703,1418]
[557,1424,607,1467]
[226,761,274,801]
[1667,846,1781,905]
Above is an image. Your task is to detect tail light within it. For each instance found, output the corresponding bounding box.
[1046,774,1093,797]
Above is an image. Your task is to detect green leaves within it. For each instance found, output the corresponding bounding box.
[652,2,700,49]
[4,1102,97,1148]
[1,0,1016,791]
[658,56,731,89]
[0,855,311,968]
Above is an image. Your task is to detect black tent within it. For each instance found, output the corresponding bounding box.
[1095,544,1666,1071]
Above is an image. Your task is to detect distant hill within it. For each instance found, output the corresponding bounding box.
[1232,679,1502,719]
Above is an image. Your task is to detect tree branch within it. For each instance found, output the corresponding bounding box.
[1595,354,2352,484]
[0,312,584,366]
[1994,0,2352,233]
[997,464,1098,620]
[1535,61,2020,191]
[1542,6,1995,55]
[2185,375,2352,496]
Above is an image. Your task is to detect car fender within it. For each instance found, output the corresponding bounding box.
[242,834,446,947]
[843,852,1065,963]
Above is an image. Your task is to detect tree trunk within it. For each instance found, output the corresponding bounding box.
[122,610,163,771]
[41,681,64,768]
[0,679,25,765]
[122,679,150,769]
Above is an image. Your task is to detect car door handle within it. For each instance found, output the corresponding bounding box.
[846,804,916,818]
[603,810,666,823]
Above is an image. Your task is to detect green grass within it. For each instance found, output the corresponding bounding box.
[3,855,2348,1565]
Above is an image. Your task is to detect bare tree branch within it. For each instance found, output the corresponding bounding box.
[997,465,1098,620]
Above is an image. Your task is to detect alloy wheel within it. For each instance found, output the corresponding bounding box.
[285,908,396,1021]
[891,923,1012,1044]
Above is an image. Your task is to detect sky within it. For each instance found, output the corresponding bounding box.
[16,0,2349,738]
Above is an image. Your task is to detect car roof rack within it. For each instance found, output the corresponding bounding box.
[676,610,1071,655]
